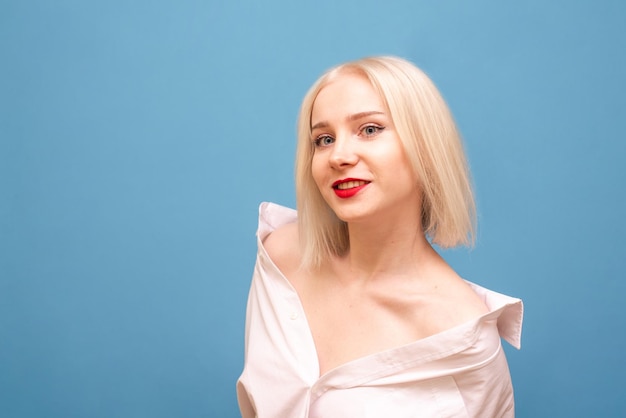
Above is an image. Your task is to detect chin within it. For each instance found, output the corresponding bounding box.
[331,207,371,224]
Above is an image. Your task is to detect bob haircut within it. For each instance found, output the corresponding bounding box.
[295,56,476,269]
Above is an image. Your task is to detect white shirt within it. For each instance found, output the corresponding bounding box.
[237,202,524,418]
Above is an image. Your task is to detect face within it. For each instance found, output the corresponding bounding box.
[310,72,421,224]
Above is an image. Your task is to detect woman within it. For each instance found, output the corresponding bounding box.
[237,56,523,417]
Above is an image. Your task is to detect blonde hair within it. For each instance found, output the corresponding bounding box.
[295,56,476,269]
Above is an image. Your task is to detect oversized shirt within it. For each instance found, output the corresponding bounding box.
[237,202,524,418]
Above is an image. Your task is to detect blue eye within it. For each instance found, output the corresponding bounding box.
[362,125,384,137]
[314,135,334,147]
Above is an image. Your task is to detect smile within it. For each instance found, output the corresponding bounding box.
[332,179,370,198]
[335,180,369,190]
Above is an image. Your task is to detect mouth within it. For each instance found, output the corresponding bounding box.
[332,179,370,190]
[332,178,370,198]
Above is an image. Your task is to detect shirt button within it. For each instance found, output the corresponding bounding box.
[289,312,298,320]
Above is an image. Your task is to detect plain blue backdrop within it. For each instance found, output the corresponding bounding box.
[1,0,625,417]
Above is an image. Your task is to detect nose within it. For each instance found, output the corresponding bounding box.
[329,134,358,169]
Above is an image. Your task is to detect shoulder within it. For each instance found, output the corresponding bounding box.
[421,255,489,326]
[262,222,302,277]
[437,273,489,323]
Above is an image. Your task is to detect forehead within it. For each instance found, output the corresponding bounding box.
[311,72,386,124]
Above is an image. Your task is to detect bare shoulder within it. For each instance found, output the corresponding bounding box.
[440,271,489,320]
[419,256,489,326]
[262,222,301,278]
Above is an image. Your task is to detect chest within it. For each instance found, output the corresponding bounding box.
[297,280,441,375]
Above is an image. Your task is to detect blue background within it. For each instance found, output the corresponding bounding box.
[1,0,625,417]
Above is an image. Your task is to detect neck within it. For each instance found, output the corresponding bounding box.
[341,217,434,282]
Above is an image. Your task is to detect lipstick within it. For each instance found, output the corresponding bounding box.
[332,178,370,198]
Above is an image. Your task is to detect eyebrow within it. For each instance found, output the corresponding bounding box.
[310,111,385,131]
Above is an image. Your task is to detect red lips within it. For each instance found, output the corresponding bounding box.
[332,178,370,198]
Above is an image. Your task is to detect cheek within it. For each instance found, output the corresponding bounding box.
[379,146,419,186]
[397,159,418,188]
[310,154,326,188]
[398,157,420,192]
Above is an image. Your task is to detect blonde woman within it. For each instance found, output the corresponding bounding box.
[237,56,523,417]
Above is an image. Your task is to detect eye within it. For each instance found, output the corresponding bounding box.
[313,135,335,147]
[361,124,384,137]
